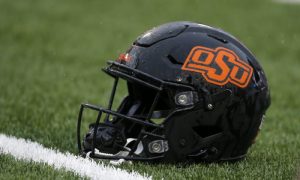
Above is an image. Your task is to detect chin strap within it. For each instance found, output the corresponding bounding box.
[85,138,144,165]
[86,138,144,157]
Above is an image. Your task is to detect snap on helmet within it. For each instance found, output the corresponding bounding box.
[77,21,270,163]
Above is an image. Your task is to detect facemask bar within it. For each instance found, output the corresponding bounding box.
[77,61,196,161]
[77,80,165,161]
[77,104,165,160]
[103,77,118,123]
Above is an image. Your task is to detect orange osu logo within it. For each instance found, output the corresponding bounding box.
[181,46,253,88]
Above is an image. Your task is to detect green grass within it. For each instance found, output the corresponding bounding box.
[0,154,82,180]
[0,0,300,179]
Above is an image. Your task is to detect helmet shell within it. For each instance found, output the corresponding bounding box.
[78,22,271,163]
[118,22,271,161]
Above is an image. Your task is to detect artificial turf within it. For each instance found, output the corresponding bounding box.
[0,0,299,179]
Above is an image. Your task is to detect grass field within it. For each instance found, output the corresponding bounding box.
[0,0,300,179]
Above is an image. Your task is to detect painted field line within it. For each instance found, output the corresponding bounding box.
[0,134,151,180]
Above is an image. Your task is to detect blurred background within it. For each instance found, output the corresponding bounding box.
[0,0,299,179]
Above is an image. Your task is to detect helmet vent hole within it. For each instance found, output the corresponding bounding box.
[248,58,261,84]
[193,125,222,138]
[208,34,228,43]
[253,71,261,84]
[167,55,183,65]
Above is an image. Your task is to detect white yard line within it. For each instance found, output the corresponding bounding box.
[274,0,300,4]
[0,134,151,180]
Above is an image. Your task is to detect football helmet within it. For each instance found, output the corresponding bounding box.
[77,21,270,163]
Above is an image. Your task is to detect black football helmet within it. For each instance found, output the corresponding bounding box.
[77,21,270,163]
